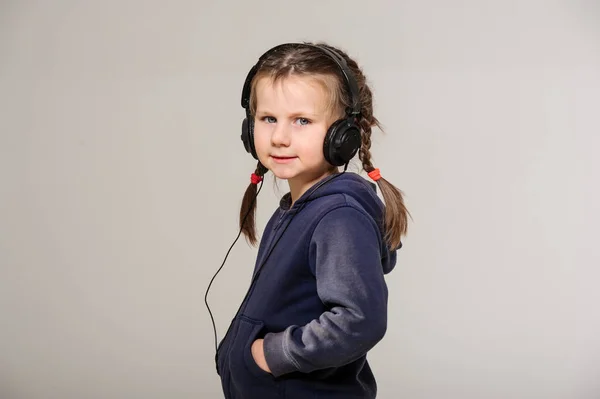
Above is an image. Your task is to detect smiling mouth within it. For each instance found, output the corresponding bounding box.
[270,155,297,163]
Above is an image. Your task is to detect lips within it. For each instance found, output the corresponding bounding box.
[270,155,297,164]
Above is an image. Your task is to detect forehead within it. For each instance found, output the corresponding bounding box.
[254,75,331,115]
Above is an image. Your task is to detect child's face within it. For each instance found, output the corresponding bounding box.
[253,75,336,190]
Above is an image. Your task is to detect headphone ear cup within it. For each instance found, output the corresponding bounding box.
[324,119,362,166]
[323,119,343,166]
[241,117,258,160]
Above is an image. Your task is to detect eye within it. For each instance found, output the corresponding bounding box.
[260,116,276,123]
[295,118,311,126]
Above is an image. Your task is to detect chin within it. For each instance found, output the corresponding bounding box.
[269,168,299,180]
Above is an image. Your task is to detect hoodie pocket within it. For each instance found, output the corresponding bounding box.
[228,315,282,397]
[242,321,274,380]
[215,333,232,397]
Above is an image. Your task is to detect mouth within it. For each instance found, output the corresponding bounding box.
[270,155,297,164]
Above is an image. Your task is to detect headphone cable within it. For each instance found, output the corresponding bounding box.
[204,179,264,354]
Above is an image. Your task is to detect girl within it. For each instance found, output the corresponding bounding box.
[214,42,409,398]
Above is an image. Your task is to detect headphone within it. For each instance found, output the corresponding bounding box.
[240,43,363,167]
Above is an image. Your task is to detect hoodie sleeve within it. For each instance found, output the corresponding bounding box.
[262,205,389,377]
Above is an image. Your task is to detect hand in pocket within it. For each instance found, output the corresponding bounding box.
[251,339,272,374]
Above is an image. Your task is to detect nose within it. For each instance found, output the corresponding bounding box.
[270,121,291,147]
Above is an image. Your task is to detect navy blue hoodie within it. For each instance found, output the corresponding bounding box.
[216,172,398,398]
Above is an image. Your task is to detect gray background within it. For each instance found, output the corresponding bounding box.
[1,1,599,398]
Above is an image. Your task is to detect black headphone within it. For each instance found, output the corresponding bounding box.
[240,43,362,167]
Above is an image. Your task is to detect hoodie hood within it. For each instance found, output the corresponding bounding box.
[278,171,399,274]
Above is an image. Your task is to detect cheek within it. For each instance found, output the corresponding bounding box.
[252,125,269,152]
[297,129,327,162]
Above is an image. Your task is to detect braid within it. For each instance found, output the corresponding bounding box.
[358,115,377,173]
[239,161,268,246]
[255,162,268,178]
[342,55,410,249]
[359,112,410,249]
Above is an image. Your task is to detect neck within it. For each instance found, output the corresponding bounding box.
[288,168,338,206]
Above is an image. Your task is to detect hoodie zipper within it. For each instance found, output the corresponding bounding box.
[215,208,291,373]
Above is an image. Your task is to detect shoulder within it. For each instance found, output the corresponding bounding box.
[319,194,373,221]
[306,202,385,276]
[310,198,382,247]
[307,192,373,221]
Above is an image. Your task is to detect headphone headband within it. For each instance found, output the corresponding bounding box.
[240,43,361,116]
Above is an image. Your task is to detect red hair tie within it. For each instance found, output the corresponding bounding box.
[250,173,263,185]
[368,168,382,181]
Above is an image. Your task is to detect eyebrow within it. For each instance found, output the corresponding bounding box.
[255,109,320,118]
